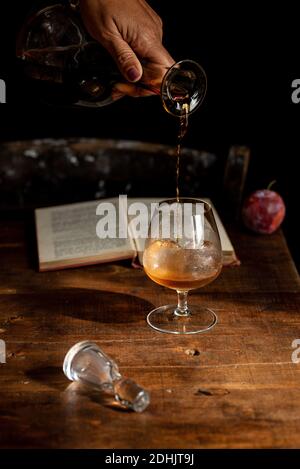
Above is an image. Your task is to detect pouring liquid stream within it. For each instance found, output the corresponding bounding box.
[174,102,189,243]
[176,102,189,202]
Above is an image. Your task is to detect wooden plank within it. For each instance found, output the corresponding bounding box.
[1,363,300,448]
[0,219,299,448]
[0,290,300,343]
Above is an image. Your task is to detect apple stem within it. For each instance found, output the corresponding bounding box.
[267,180,277,191]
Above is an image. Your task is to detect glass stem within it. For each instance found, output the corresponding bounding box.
[174,290,190,317]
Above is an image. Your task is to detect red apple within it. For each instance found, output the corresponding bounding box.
[242,188,286,234]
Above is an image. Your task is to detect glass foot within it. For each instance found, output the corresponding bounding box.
[147,304,217,335]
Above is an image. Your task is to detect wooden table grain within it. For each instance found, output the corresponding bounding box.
[0,217,299,449]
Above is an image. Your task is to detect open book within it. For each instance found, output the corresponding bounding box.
[35,197,240,272]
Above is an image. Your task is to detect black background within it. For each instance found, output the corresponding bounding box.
[0,449,300,466]
[0,0,299,269]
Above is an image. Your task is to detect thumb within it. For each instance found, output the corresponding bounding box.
[105,36,143,83]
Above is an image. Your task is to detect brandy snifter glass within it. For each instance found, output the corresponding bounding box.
[143,199,222,334]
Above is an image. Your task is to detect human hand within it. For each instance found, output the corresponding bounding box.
[79,0,175,97]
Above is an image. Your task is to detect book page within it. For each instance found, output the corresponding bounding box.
[35,199,135,271]
[126,198,238,266]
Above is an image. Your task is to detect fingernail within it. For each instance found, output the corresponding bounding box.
[127,67,140,82]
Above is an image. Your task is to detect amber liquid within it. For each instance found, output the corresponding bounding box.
[144,267,221,291]
[143,240,222,291]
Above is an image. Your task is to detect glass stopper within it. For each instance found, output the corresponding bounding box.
[63,341,150,412]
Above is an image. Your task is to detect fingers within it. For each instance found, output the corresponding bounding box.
[112,42,176,99]
[146,44,175,71]
[139,45,175,90]
[104,36,143,83]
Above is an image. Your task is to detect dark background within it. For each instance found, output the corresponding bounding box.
[0,1,299,269]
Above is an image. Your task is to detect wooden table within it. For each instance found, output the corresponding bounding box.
[0,217,299,449]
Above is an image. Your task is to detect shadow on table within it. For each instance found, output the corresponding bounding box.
[4,287,155,326]
[57,288,155,324]
[26,365,65,391]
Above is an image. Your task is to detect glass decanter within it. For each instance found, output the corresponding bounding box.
[16,2,207,113]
